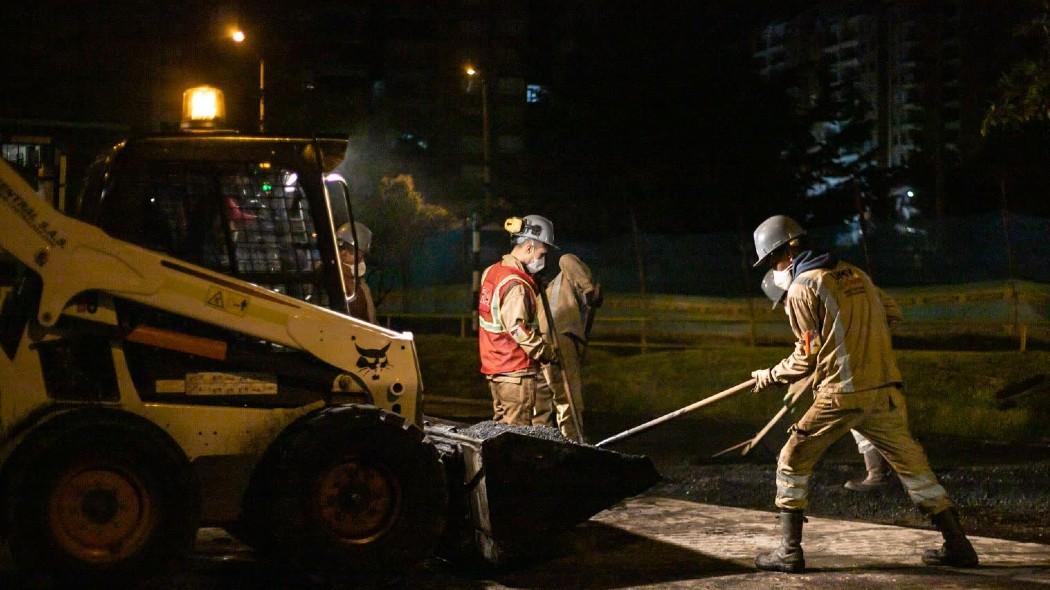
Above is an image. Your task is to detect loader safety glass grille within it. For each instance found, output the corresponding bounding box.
[101,160,329,308]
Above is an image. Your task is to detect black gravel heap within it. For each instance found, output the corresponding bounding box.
[460,421,576,443]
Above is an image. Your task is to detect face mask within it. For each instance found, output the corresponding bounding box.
[526,256,545,274]
[772,268,793,291]
[343,260,366,278]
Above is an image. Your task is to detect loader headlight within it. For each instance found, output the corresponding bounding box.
[181,85,227,130]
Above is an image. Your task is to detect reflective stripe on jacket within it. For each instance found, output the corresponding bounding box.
[478,256,541,375]
[771,261,903,394]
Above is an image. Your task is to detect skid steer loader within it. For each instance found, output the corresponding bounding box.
[0,90,656,578]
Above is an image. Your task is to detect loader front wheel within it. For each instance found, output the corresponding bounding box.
[243,406,447,573]
[2,409,198,578]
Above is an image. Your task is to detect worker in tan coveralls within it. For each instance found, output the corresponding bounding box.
[533,253,602,439]
[749,215,978,574]
[762,270,899,493]
[477,215,557,425]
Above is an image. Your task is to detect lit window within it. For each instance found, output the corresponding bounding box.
[526,84,546,104]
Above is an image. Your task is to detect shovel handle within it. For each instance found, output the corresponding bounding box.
[595,378,756,448]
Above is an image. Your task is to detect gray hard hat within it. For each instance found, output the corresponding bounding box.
[513,214,558,249]
[761,269,786,309]
[336,221,372,255]
[753,215,805,268]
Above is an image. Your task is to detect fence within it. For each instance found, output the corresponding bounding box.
[377,280,1050,352]
[375,212,1050,299]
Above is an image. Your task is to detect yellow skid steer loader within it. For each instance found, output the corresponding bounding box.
[0,130,656,578]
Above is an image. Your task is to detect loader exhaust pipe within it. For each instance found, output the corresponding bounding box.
[594,379,756,448]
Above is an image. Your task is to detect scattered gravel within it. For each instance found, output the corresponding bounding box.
[460,420,575,443]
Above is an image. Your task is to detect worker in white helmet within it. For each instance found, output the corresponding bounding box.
[336,221,376,323]
[762,269,898,492]
[477,215,557,425]
[749,214,977,574]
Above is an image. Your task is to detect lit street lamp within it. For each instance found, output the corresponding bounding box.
[464,64,491,204]
[231,29,265,133]
[465,64,490,333]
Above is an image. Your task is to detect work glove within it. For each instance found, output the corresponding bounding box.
[539,346,559,367]
[751,368,777,393]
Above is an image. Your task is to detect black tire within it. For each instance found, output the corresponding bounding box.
[1,408,199,578]
[240,405,447,573]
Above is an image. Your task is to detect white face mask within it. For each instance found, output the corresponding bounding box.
[526,256,545,274]
[343,260,366,278]
[772,268,793,291]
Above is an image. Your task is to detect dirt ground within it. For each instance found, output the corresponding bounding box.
[588,412,1050,544]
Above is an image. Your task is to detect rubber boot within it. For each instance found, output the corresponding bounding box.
[755,510,806,573]
[844,449,893,492]
[923,508,979,567]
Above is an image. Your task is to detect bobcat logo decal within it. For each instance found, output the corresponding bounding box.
[355,342,390,381]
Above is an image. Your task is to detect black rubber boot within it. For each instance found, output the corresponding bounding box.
[755,510,806,573]
[844,449,893,492]
[923,508,979,567]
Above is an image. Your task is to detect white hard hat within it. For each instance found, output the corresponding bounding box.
[336,221,372,255]
[512,214,558,249]
[753,215,805,268]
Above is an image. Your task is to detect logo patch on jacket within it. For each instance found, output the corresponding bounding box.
[803,330,822,356]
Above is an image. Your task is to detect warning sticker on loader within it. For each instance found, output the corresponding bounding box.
[155,373,278,395]
[205,286,250,316]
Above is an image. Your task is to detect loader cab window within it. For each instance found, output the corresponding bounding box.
[98,158,329,307]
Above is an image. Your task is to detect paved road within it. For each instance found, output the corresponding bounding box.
[5,495,1046,588]
[166,496,1050,589]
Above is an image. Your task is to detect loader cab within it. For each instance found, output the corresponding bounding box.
[74,134,359,316]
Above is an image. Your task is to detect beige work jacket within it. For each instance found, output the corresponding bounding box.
[495,255,550,373]
[771,261,903,394]
[544,253,597,339]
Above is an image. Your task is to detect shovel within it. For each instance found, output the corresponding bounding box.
[712,405,789,458]
[595,379,756,448]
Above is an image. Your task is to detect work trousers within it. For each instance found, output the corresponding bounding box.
[789,375,879,456]
[776,384,952,515]
[488,373,538,426]
[533,333,583,439]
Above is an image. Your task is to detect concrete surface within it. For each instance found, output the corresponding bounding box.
[5,495,1046,588]
[184,496,1050,589]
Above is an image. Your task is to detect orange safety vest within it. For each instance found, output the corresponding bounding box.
[478,262,539,375]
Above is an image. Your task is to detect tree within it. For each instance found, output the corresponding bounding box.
[982,1,1050,135]
[358,175,453,310]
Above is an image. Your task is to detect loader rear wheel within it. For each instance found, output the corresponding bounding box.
[241,405,447,573]
[2,409,199,578]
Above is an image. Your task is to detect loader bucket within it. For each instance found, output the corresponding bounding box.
[425,420,660,566]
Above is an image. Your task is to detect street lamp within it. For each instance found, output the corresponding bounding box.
[231,29,265,133]
[464,64,491,203]
[465,64,490,333]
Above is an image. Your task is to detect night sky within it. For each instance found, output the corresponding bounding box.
[1,1,1042,238]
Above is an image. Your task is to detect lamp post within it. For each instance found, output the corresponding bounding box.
[231,29,265,133]
[464,65,491,207]
[465,65,490,333]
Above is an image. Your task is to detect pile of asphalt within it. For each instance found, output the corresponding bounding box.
[587,413,1050,544]
[653,447,1050,544]
[460,421,575,443]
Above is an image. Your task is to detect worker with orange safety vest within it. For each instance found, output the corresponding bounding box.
[478,215,557,425]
